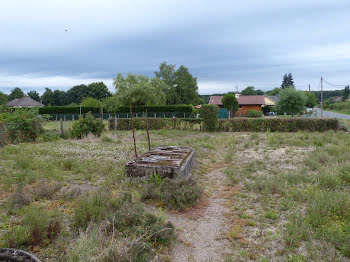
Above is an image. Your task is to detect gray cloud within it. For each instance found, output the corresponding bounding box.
[0,0,349,94]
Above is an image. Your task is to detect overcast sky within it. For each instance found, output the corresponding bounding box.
[0,0,349,94]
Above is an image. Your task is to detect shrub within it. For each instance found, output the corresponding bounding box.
[74,190,111,229]
[1,109,43,144]
[71,112,104,138]
[247,110,263,118]
[4,206,61,248]
[160,177,201,210]
[201,104,218,131]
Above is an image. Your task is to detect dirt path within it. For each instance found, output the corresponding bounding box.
[168,169,231,262]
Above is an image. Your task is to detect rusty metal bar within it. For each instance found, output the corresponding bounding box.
[146,109,151,150]
[130,106,138,158]
[0,123,5,149]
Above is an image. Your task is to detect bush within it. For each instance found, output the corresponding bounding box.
[160,177,201,210]
[218,118,340,132]
[71,112,104,138]
[201,104,218,131]
[247,110,263,118]
[74,190,111,229]
[3,206,61,248]
[1,109,43,144]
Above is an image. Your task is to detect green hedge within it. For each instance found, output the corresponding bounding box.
[219,118,340,132]
[39,105,193,114]
[108,117,342,132]
[201,104,218,131]
[109,118,202,131]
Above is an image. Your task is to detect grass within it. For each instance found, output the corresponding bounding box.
[0,128,349,261]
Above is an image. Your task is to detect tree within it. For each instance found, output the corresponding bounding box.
[81,97,104,107]
[8,87,25,101]
[343,86,350,101]
[222,93,239,118]
[52,90,67,106]
[241,86,257,95]
[277,87,305,115]
[66,84,91,104]
[0,92,8,105]
[112,73,166,106]
[88,82,111,100]
[267,88,280,96]
[41,88,55,105]
[281,73,294,89]
[304,92,318,108]
[27,91,40,102]
[256,89,265,95]
[155,62,201,105]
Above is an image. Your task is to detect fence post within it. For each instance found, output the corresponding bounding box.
[0,123,5,149]
[60,119,64,138]
[146,110,151,150]
[130,106,138,158]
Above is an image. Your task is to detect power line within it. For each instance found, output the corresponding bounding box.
[323,79,350,87]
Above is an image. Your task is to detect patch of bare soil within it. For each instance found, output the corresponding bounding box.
[168,169,231,262]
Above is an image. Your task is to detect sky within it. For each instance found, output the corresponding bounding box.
[0,0,349,95]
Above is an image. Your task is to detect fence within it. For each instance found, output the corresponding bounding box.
[42,112,200,121]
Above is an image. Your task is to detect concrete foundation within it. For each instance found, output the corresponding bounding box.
[125,146,196,178]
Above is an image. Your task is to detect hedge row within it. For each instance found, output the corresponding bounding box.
[39,105,193,114]
[219,118,340,132]
[108,118,341,132]
[109,118,202,131]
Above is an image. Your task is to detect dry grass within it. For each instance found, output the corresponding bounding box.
[0,129,349,261]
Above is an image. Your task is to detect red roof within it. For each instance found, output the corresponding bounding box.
[209,95,265,106]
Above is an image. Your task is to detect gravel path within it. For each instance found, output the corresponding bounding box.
[168,169,231,262]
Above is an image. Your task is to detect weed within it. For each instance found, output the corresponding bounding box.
[264,210,278,220]
[160,177,201,210]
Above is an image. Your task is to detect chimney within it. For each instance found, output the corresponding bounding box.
[235,91,240,99]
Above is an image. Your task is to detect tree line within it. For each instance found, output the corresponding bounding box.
[0,62,203,108]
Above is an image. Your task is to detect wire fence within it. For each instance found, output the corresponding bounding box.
[42,112,200,121]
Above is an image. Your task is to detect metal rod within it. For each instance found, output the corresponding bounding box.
[321,76,323,118]
[146,109,151,150]
[130,106,138,158]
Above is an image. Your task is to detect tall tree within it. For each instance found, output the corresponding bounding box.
[8,87,25,101]
[155,62,201,105]
[0,91,8,105]
[281,73,294,89]
[52,90,67,106]
[112,73,166,106]
[241,86,257,95]
[88,82,111,100]
[27,90,40,102]
[222,93,239,118]
[41,88,55,105]
[66,84,91,104]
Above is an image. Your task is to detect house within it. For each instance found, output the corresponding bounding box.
[209,93,266,116]
[265,96,279,106]
[6,96,44,108]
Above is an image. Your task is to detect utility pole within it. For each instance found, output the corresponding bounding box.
[321,77,323,118]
